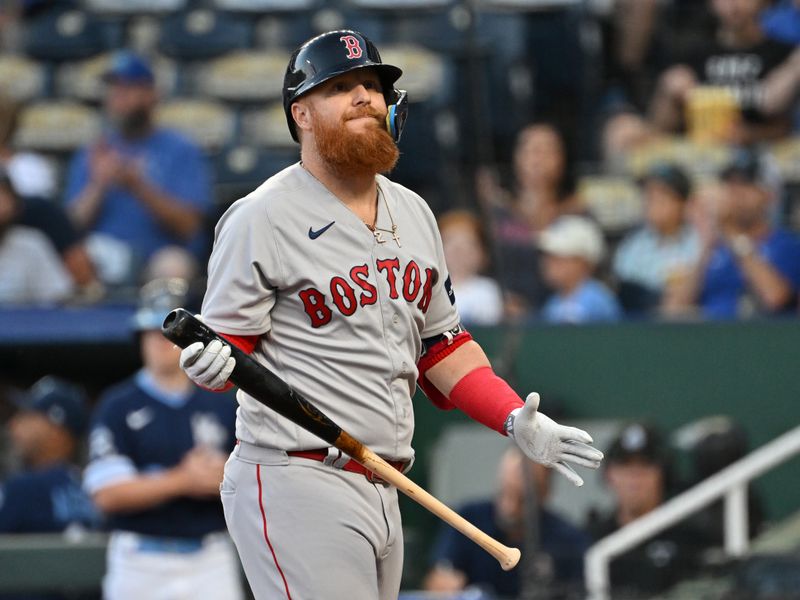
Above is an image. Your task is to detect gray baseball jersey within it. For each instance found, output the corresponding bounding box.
[202,162,460,461]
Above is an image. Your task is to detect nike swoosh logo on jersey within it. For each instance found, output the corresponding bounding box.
[308,221,335,239]
[126,407,154,431]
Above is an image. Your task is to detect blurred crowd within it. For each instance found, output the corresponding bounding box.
[422,419,763,600]
[0,0,797,324]
[1,341,763,600]
[0,1,798,597]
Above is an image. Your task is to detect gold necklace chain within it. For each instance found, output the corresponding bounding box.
[371,184,401,248]
[300,161,401,248]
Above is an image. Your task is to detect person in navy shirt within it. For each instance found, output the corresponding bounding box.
[64,51,212,286]
[1,376,99,534]
[83,278,242,600]
[673,149,800,319]
[424,447,590,598]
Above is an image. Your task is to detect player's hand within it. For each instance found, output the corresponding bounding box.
[508,393,603,487]
[179,339,235,390]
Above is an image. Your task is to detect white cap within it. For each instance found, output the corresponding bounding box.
[538,216,605,265]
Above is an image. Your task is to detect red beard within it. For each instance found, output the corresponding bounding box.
[311,106,400,178]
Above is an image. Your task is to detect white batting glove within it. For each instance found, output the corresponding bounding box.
[179,340,236,391]
[507,392,604,487]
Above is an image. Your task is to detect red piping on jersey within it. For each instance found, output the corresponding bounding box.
[256,464,292,599]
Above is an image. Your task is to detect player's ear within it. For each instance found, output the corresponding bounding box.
[291,100,313,136]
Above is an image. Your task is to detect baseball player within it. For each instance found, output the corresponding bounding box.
[83,278,242,600]
[179,30,604,600]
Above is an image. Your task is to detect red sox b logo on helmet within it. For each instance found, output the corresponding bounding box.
[340,35,363,60]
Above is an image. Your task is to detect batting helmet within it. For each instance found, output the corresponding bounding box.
[283,30,408,143]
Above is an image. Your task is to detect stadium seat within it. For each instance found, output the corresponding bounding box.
[336,0,451,51]
[770,136,800,183]
[56,52,177,102]
[626,138,732,181]
[253,14,318,49]
[13,101,102,152]
[212,0,320,11]
[474,0,580,9]
[0,55,46,101]
[676,140,735,180]
[127,17,161,55]
[214,145,298,200]
[194,50,289,102]
[342,0,453,10]
[239,103,295,148]
[156,99,236,151]
[577,175,642,233]
[379,45,447,102]
[83,0,187,14]
[158,9,253,60]
[23,6,121,61]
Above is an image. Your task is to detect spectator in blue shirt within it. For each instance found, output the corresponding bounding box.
[424,446,590,599]
[761,0,800,45]
[64,51,212,287]
[0,376,99,534]
[613,163,701,316]
[672,149,800,319]
[83,278,242,600]
[538,216,622,323]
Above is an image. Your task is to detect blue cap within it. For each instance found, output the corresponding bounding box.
[103,50,155,84]
[15,376,89,436]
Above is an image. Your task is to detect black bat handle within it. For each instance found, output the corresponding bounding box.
[161,308,343,447]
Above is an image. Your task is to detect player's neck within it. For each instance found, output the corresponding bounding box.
[300,153,378,219]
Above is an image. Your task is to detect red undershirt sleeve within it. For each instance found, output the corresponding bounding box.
[416,331,524,433]
[204,333,259,392]
[416,331,473,410]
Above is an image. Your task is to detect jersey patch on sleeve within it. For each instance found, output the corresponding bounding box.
[444,275,456,305]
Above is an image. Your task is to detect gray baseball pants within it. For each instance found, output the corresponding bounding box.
[221,441,404,600]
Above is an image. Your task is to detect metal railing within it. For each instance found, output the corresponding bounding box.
[585,424,800,600]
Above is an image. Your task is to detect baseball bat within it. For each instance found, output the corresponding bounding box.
[162,308,520,571]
